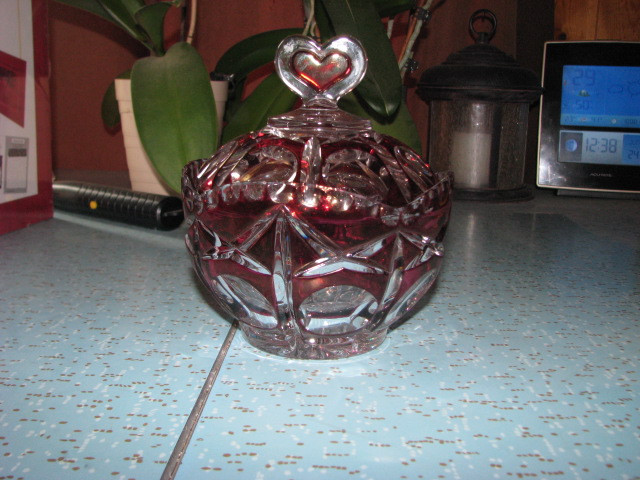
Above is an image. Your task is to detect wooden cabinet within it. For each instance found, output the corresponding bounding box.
[555,0,640,41]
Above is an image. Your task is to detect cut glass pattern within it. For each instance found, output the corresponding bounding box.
[183,35,452,358]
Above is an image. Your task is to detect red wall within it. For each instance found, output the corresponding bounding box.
[48,0,520,175]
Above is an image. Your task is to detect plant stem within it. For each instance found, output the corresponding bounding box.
[386,17,394,38]
[302,0,316,36]
[398,0,435,78]
[186,0,197,44]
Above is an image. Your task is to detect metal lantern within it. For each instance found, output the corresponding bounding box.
[417,9,542,200]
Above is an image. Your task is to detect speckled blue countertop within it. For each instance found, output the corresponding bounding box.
[1,191,639,480]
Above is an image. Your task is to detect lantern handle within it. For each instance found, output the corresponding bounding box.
[469,9,497,44]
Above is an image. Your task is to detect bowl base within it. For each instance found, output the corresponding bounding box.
[239,324,388,360]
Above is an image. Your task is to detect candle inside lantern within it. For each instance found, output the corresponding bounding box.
[447,101,495,190]
[449,130,492,189]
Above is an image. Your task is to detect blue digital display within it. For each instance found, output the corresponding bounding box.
[560,65,640,128]
[559,130,640,166]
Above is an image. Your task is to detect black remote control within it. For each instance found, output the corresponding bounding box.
[53,181,184,230]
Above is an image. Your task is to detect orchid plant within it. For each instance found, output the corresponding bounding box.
[215,0,434,152]
[54,0,434,193]
[54,0,217,193]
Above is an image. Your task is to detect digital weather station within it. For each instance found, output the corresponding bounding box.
[537,41,640,195]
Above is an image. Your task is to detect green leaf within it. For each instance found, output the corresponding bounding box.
[214,28,300,124]
[222,73,297,143]
[373,0,415,18]
[222,77,246,123]
[114,0,145,18]
[318,0,403,118]
[314,1,334,41]
[134,2,172,55]
[101,70,131,129]
[97,0,147,45]
[131,42,217,193]
[214,28,302,81]
[53,0,155,49]
[339,92,422,152]
[317,0,414,39]
[53,0,116,25]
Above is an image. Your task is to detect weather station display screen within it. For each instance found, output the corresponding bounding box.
[558,65,640,166]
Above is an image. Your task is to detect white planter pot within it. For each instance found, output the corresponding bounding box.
[115,79,228,196]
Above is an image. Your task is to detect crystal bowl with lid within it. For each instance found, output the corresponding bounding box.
[182,35,452,359]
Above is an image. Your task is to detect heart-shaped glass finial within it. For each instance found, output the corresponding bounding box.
[275,35,368,106]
